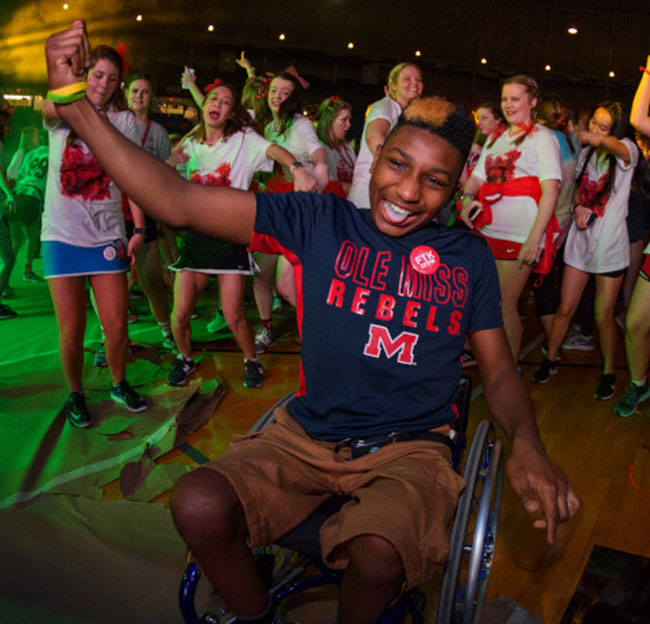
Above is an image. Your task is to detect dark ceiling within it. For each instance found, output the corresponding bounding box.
[2,0,650,113]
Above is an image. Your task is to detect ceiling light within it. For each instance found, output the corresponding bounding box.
[136,14,143,22]
[415,50,421,57]
[62,3,69,9]
[568,27,578,35]
[545,64,551,71]
[609,70,615,78]
[207,25,214,32]
[480,57,487,64]
[278,33,285,41]
[347,42,354,49]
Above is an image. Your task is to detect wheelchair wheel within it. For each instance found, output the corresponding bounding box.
[436,420,504,624]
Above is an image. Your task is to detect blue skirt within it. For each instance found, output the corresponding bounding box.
[42,240,129,278]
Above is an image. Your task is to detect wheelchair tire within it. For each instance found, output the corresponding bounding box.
[436,420,504,624]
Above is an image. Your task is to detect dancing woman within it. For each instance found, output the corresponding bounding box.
[533,101,638,400]
[42,45,148,427]
[347,62,423,209]
[460,75,561,365]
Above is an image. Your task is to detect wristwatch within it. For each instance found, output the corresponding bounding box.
[289,161,304,173]
[133,227,147,235]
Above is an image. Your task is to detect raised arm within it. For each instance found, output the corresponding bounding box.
[181,67,205,109]
[470,326,581,543]
[46,21,256,245]
[631,57,650,138]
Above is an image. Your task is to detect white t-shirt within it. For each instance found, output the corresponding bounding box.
[347,96,402,209]
[176,127,273,190]
[41,108,138,246]
[564,138,639,273]
[136,119,171,161]
[473,124,562,243]
[264,114,321,179]
[323,141,356,185]
[8,145,49,201]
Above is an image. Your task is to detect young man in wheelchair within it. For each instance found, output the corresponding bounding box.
[46,22,581,624]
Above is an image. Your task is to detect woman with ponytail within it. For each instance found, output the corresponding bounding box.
[534,101,638,400]
[460,74,561,365]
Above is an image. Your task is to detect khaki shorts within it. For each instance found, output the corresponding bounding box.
[206,406,465,588]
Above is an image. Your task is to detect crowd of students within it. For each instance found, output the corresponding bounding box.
[3,37,650,435]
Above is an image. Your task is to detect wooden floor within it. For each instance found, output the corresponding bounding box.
[100,297,650,624]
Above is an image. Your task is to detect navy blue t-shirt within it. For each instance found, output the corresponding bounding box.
[251,192,503,440]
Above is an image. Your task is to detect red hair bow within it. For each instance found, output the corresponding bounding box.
[285,65,310,90]
[116,43,131,74]
[330,95,341,103]
[204,78,223,93]
[256,76,272,100]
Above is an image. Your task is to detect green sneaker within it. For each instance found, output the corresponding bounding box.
[111,380,148,413]
[206,309,229,333]
[67,391,92,428]
[613,381,650,418]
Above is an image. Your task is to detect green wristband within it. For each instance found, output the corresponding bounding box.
[46,90,86,105]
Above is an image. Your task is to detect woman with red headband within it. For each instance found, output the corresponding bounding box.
[41,45,148,427]
[167,78,316,388]
[460,75,561,366]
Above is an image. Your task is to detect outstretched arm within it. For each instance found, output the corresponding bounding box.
[631,56,650,138]
[46,20,256,245]
[470,326,581,543]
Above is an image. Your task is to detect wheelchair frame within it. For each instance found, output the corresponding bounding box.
[179,375,504,624]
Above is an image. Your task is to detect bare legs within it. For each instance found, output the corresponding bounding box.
[170,469,405,624]
[495,259,532,362]
[623,276,650,381]
[48,271,129,390]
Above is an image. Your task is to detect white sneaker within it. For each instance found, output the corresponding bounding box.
[562,332,594,351]
[255,326,275,353]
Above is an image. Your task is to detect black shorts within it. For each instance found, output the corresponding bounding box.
[170,231,256,275]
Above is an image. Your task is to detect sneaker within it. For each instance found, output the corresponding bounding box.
[272,296,284,313]
[94,343,108,368]
[594,374,616,401]
[244,358,263,388]
[206,309,228,333]
[127,308,138,324]
[562,332,594,351]
[162,333,179,353]
[23,270,44,282]
[613,380,650,417]
[255,326,275,354]
[533,358,558,384]
[110,380,148,412]
[67,391,92,428]
[460,348,476,367]
[168,356,196,386]
[2,286,15,298]
[129,285,144,300]
[190,309,199,320]
[0,303,18,320]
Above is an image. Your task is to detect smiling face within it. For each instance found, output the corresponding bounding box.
[476,107,500,136]
[330,107,352,144]
[202,85,236,130]
[588,107,613,140]
[368,124,461,237]
[267,77,295,114]
[391,65,424,109]
[127,78,152,115]
[501,83,536,126]
[87,58,120,108]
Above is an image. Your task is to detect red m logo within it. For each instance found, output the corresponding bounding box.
[363,324,419,366]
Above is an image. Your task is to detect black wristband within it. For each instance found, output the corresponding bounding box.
[133,227,147,235]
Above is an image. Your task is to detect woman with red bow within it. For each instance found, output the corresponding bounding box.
[41,45,149,427]
[459,75,561,365]
[166,79,316,388]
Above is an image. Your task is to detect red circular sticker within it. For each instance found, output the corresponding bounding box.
[410,245,440,275]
